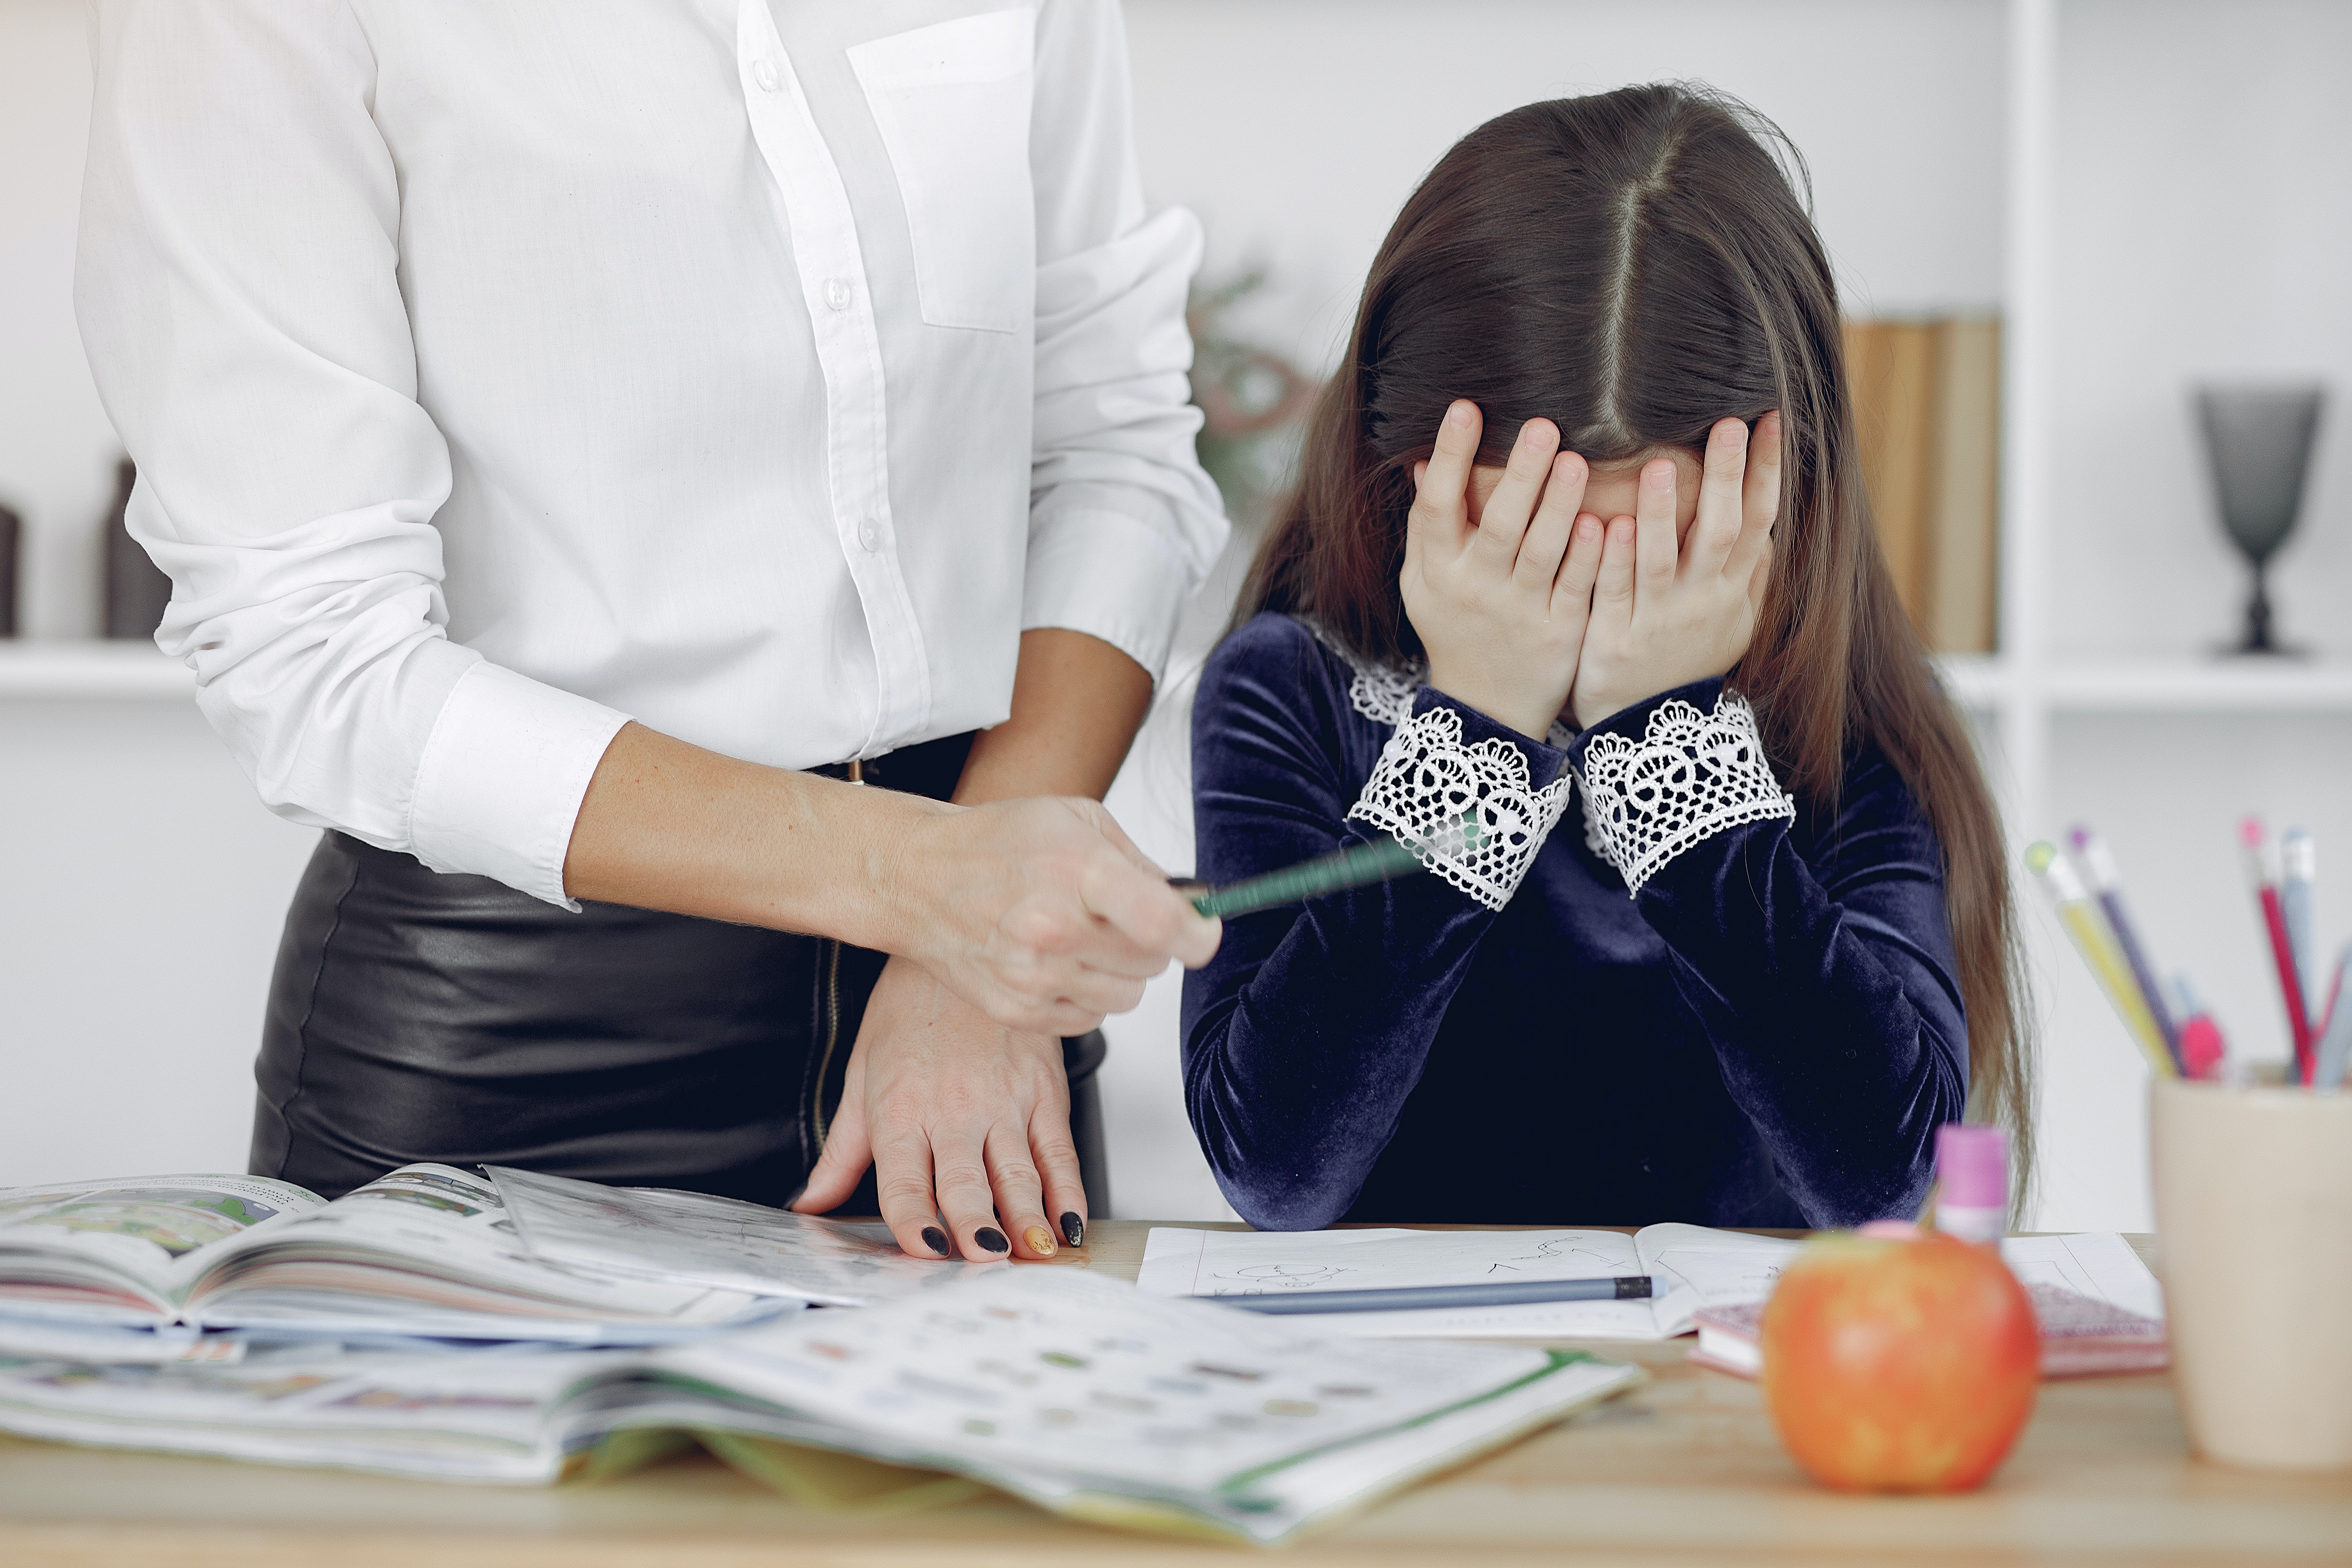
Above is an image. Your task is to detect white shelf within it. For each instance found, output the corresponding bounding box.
[0,642,194,700]
[1937,655,2352,714]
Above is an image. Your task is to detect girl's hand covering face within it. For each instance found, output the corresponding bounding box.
[1569,413,1779,730]
[1401,402,1606,741]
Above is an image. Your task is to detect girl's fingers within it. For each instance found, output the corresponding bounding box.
[1552,511,1606,623]
[1728,410,1784,583]
[1634,458,1680,596]
[1408,401,1481,560]
[1687,418,1749,577]
[1472,418,1561,570]
[1512,449,1586,595]
[1591,514,1638,624]
[1746,529,1774,615]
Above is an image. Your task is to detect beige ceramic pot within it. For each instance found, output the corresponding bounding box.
[2149,1076,2352,1470]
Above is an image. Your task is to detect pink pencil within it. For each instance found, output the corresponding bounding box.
[2240,817,2315,1085]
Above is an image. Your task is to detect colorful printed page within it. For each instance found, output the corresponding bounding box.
[0,1175,324,1322]
[188,1164,781,1339]
[1135,1225,1802,1340]
[663,1267,1564,1496]
[488,1165,996,1306]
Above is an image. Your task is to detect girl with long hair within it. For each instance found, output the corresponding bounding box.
[1183,84,2030,1230]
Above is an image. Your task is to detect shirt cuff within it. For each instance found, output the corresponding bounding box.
[1345,688,1573,912]
[408,662,632,910]
[1022,503,1197,682]
[1569,678,1797,896]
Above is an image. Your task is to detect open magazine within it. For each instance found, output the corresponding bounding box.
[1137,1223,1798,1338]
[0,1268,1642,1545]
[0,1165,787,1342]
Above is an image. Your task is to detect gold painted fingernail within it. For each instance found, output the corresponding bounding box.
[1023,1225,1057,1256]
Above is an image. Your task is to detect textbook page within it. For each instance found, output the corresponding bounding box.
[188,1164,779,1339]
[1136,1225,1804,1339]
[663,1267,1562,1496]
[0,1174,324,1323]
[489,1166,996,1305]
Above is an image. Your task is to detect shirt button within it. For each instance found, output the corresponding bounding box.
[823,277,852,311]
[751,58,781,92]
[857,518,882,552]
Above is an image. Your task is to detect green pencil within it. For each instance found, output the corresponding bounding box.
[1186,834,1435,920]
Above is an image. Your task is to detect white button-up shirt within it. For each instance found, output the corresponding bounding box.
[76,0,1226,907]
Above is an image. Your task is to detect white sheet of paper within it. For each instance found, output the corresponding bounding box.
[2000,1232,2163,1321]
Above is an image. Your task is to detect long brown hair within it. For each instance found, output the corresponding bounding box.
[1233,84,2033,1201]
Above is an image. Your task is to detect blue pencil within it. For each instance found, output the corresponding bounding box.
[1208,1276,1656,1315]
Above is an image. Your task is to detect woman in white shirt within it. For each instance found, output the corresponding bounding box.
[75,0,1224,1263]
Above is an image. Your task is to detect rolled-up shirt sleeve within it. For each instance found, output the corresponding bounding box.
[1022,0,1228,682]
[75,0,627,908]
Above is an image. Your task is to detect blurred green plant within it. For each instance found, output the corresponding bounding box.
[1189,270,1318,532]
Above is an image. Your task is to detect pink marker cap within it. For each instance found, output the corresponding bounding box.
[1936,1124,2008,1210]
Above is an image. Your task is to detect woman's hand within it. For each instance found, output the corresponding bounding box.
[1569,413,1779,730]
[792,956,1082,1262]
[1402,401,1607,741]
[895,795,1219,1037]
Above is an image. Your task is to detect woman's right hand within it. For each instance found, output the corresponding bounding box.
[1401,401,1607,741]
[895,795,1220,1036]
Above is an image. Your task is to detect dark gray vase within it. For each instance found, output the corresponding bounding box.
[2195,384,2325,656]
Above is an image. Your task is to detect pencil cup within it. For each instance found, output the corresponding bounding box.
[2150,1077,2352,1470]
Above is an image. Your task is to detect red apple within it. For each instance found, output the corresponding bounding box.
[1760,1228,2038,1492]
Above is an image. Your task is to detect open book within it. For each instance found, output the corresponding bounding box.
[1139,1224,1798,1338]
[1139,1225,2165,1341]
[0,1165,787,1343]
[0,1268,1641,1545]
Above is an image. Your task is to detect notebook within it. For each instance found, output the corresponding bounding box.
[1690,1282,2168,1380]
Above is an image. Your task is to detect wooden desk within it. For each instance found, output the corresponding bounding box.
[4,1224,2349,1566]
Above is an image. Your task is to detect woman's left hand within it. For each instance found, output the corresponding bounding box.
[791,954,1083,1263]
[1570,413,1779,730]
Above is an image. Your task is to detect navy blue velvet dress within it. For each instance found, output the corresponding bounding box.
[1181,612,1968,1231]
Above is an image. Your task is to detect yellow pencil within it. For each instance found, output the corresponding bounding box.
[2025,841,2177,1078]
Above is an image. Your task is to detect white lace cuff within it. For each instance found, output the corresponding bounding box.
[1577,692,1796,896]
[1345,705,1573,911]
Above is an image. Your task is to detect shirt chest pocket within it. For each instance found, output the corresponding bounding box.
[849,7,1037,335]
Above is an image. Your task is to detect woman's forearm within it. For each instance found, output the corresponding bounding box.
[953,628,1154,805]
[562,720,945,950]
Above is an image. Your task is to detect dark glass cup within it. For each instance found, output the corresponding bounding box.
[2195,384,2325,656]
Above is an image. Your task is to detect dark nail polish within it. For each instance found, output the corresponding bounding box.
[975,1226,1010,1254]
[920,1226,950,1258]
[1060,1212,1085,1247]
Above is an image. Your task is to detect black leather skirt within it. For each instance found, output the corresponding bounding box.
[248,731,1109,1212]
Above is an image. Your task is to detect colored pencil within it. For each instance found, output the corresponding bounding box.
[2071,827,2183,1074]
[2240,818,2316,1085]
[2025,842,2176,1078]
[1210,1276,1656,1315]
[1185,835,1426,921]
[2313,945,2352,1091]
[2282,828,2320,1022]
